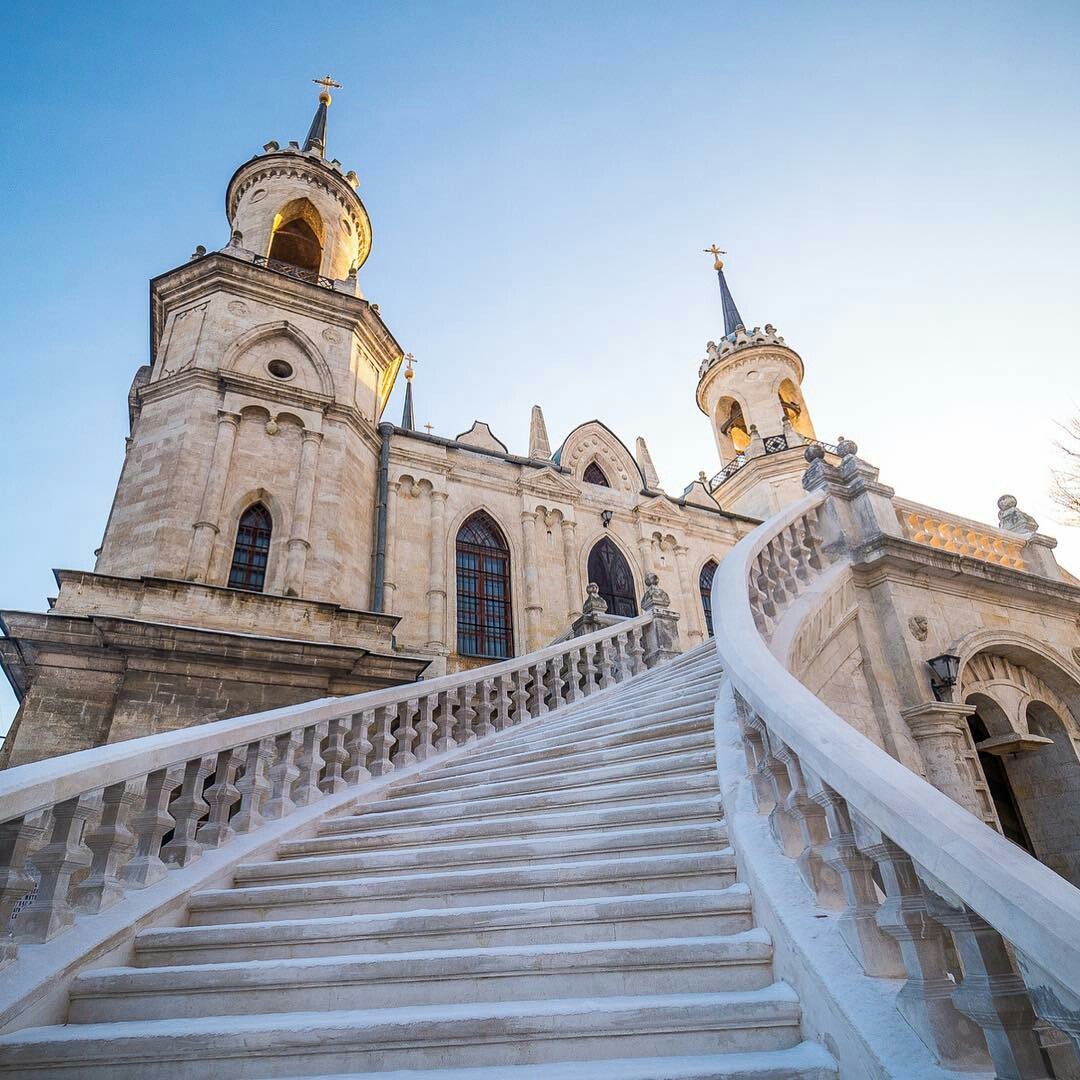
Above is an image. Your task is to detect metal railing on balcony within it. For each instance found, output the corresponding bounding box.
[708,435,840,492]
[252,255,335,290]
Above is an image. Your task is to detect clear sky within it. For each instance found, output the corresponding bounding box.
[2,1,1079,736]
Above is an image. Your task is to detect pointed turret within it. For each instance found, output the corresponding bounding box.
[528,405,551,459]
[704,246,744,337]
[635,436,660,490]
[303,75,340,155]
[401,354,417,430]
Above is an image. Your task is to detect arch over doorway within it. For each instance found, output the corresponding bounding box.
[587,537,637,617]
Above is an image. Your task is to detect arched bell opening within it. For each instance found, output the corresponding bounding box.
[715,397,751,459]
[778,378,815,440]
[267,198,325,275]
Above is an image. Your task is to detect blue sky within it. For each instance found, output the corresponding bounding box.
[2,1,1079,735]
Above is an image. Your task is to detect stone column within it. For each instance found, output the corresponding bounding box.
[673,544,703,645]
[283,429,323,597]
[521,509,543,650]
[635,528,655,578]
[560,517,580,622]
[383,479,400,616]
[900,702,984,818]
[427,490,448,650]
[187,410,241,581]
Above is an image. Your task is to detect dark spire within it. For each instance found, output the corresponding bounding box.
[400,354,416,430]
[703,245,745,337]
[303,75,341,155]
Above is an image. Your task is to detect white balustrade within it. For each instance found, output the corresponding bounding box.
[0,612,657,964]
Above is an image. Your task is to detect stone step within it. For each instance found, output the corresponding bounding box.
[133,887,754,967]
[70,931,775,1022]
[426,708,715,779]
[261,820,727,881]
[0,987,804,1079]
[322,771,721,833]
[396,729,716,794]
[187,849,737,924]
[263,1043,837,1080]
[303,795,724,855]
[371,748,718,808]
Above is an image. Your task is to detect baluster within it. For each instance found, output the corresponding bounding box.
[771,743,842,907]
[493,674,514,729]
[741,714,800,854]
[231,739,272,833]
[198,747,242,847]
[512,670,531,725]
[0,814,46,962]
[552,656,571,709]
[581,641,599,693]
[121,768,183,889]
[319,717,349,794]
[73,781,138,914]
[803,774,903,977]
[565,646,586,702]
[391,699,419,767]
[531,660,550,716]
[264,730,301,820]
[435,690,458,752]
[344,710,375,783]
[292,721,327,806]
[733,693,775,811]
[1015,953,1080,1063]
[15,795,94,941]
[626,628,647,676]
[596,638,616,689]
[802,510,826,571]
[851,816,988,1069]
[415,694,438,757]
[474,678,496,738]
[456,683,479,743]
[608,634,628,683]
[370,705,397,776]
[918,876,1047,1079]
[160,756,213,866]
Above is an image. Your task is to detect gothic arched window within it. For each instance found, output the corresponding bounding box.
[699,559,718,637]
[456,511,514,659]
[268,198,324,276]
[587,537,637,617]
[228,503,272,592]
[583,462,610,487]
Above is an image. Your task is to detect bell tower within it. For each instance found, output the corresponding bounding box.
[696,248,821,519]
[0,81,427,768]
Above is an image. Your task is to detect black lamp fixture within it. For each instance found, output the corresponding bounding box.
[601,510,613,528]
[927,654,961,701]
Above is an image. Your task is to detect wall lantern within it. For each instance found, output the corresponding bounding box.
[927,653,961,701]
[601,510,613,528]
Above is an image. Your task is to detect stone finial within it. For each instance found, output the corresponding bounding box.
[635,437,660,489]
[229,229,243,248]
[698,470,708,483]
[190,245,206,261]
[581,582,608,614]
[997,494,1039,534]
[641,572,671,611]
[262,140,280,152]
[804,443,826,463]
[836,435,859,458]
[528,405,551,459]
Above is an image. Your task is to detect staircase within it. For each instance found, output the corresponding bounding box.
[0,643,836,1079]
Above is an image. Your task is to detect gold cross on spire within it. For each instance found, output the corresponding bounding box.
[404,353,417,381]
[703,244,726,271]
[424,422,434,435]
[312,74,342,104]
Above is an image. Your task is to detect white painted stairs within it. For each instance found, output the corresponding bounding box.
[0,643,838,1079]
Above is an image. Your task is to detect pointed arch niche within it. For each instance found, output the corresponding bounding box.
[455,511,515,659]
[587,537,637,617]
[228,502,273,592]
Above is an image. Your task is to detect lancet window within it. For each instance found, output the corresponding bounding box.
[456,511,514,659]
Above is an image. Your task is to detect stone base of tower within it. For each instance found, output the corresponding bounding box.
[0,571,430,769]
[712,445,815,520]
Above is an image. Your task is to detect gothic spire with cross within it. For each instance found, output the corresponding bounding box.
[303,74,342,156]
[401,354,417,430]
[704,244,745,338]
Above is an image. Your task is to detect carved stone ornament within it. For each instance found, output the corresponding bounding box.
[641,571,671,611]
[581,582,608,615]
[997,493,1039,534]
[836,435,859,458]
[908,615,929,642]
[265,420,279,436]
[804,443,826,463]
[321,328,343,344]
[227,300,248,316]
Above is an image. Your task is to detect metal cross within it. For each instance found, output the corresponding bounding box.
[313,74,343,93]
[424,423,434,435]
[703,244,726,258]
[404,353,417,375]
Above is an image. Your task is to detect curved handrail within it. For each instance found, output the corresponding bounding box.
[712,492,1080,1010]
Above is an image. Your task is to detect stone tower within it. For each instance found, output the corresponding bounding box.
[695,249,819,519]
[0,84,427,768]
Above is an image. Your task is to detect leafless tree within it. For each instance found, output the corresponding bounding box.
[1052,414,1080,523]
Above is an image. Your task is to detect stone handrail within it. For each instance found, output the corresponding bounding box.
[713,489,1080,1075]
[0,613,659,966]
[894,496,1027,570]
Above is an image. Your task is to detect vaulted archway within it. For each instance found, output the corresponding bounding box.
[587,537,637,617]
